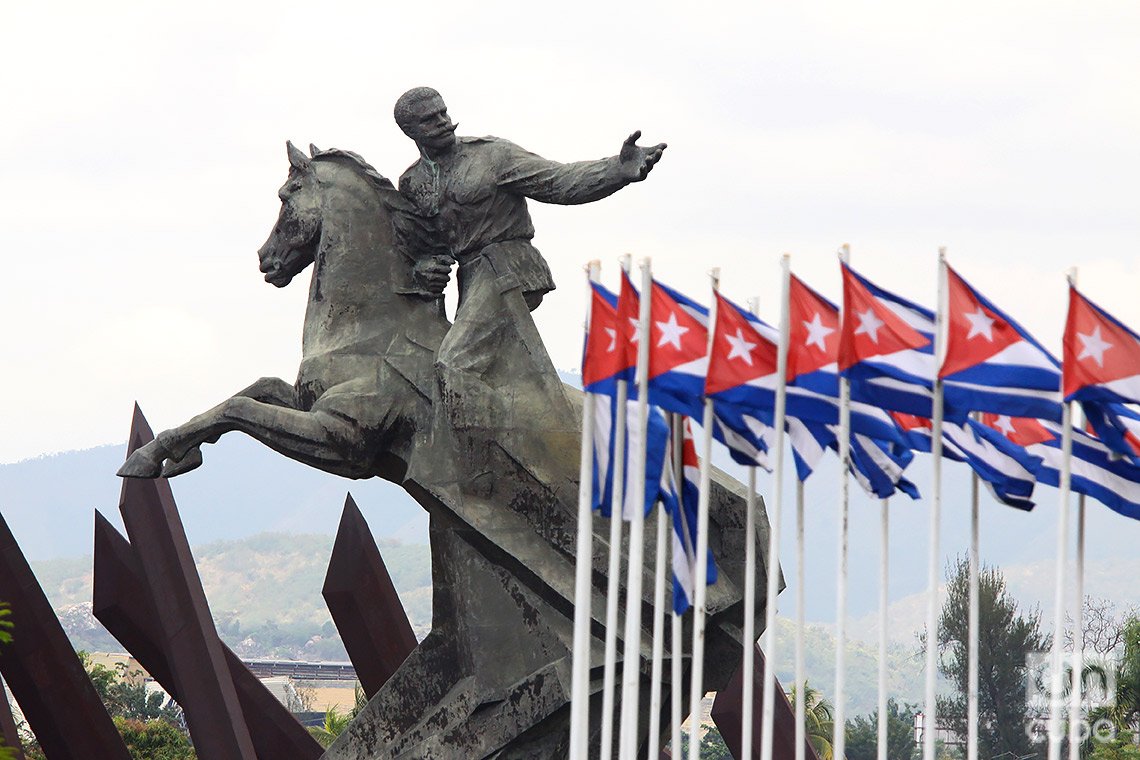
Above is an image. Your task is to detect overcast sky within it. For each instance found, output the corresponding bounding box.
[3,1,1140,463]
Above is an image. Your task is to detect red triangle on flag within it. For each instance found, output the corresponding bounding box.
[1063,286,1140,399]
[706,292,776,396]
[838,265,930,371]
[616,272,641,372]
[979,413,1055,447]
[648,282,709,379]
[787,275,839,381]
[940,266,1024,378]
[582,286,628,387]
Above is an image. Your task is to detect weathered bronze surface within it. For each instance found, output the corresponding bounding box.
[92,510,323,760]
[323,494,417,698]
[115,93,769,757]
[118,406,257,759]
[0,512,130,759]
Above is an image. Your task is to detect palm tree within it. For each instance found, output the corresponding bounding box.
[308,683,368,748]
[788,681,836,760]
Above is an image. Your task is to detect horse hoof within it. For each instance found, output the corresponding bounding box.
[117,446,164,479]
[161,447,204,478]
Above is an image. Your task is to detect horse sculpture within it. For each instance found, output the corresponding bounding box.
[119,142,764,758]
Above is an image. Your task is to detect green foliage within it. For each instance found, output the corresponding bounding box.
[114,716,196,760]
[677,726,733,760]
[78,652,181,723]
[0,603,12,646]
[845,698,918,760]
[1087,616,1140,737]
[308,682,368,748]
[789,681,836,760]
[936,556,1045,760]
[1089,731,1140,760]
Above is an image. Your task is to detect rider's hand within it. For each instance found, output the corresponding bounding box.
[618,130,667,183]
[414,255,453,294]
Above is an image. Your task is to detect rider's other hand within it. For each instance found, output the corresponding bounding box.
[414,255,452,294]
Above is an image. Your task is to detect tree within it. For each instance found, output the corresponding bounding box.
[789,681,836,760]
[309,682,367,748]
[936,557,1047,760]
[846,698,918,760]
[676,726,732,760]
[1087,617,1140,733]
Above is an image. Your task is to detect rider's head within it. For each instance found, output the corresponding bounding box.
[394,87,458,158]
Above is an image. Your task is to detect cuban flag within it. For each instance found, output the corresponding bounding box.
[1063,285,1140,406]
[785,417,919,499]
[892,413,1039,511]
[838,263,936,418]
[584,279,672,518]
[940,265,1063,422]
[661,418,718,614]
[645,280,711,419]
[707,287,906,455]
[582,281,633,397]
[1083,402,1140,466]
[981,414,1140,520]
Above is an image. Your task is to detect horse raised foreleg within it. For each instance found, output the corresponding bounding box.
[119,392,368,480]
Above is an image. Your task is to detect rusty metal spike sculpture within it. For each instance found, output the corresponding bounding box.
[709,643,820,760]
[92,511,323,760]
[0,681,26,760]
[323,493,417,698]
[117,404,257,759]
[0,511,130,760]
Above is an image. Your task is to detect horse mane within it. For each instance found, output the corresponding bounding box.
[311,148,395,193]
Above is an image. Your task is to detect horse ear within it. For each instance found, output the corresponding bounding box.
[286,141,311,172]
[309,143,321,157]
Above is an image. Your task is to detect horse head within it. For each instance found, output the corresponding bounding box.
[258,141,324,288]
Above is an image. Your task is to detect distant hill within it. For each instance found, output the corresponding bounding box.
[31,531,432,661]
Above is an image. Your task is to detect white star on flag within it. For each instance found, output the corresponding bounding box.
[605,327,617,353]
[656,312,690,350]
[964,307,995,341]
[1077,325,1112,367]
[628,317,640,344]
[803,312,835,351]
[993,415,1017,438]
[854,308,885,343]
[724,328,757,365]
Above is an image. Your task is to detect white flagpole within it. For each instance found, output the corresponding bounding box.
[570,260,602,760]
[1069,492,1087,760]
[647,454,669,759]
[1048,400,1074,760]
[794,478,807,760]
[877,497,889,760]
[599,254,633,760]
[741,297,760,760]
[923,248,948,760]
[1048,271,1077,760]
[671,417,685,760]
[968,467,980,760]
[1068,268,1085,760]
[618,258,653,760]
[688,268,720,760]
[759,255,792,760]
[834,244,852,760]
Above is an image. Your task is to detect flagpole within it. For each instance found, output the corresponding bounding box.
[923,248,948,760]
[877,496,889,760]
[1069,492,1086,760]
[741,296,761,760]
[1068,268,1085,760]
[570,260,602,760]
[834,243,852,760]
[671,416,685,760]
[600,254,633,760]
[794,477,806,760]
[665,417,684,760]
[647,452,670,760]
[1048,272,1077,760]
[968,465,980,760]
[688,268,720,760]
[759,255,792,760]
[618,257,653,760]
